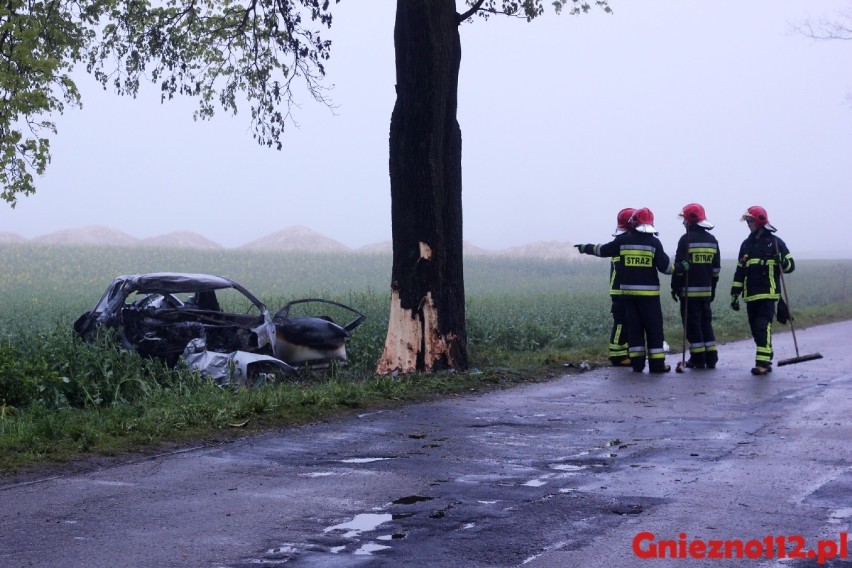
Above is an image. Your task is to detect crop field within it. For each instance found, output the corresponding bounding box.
[2,243,852,370]
[1,243,851,470]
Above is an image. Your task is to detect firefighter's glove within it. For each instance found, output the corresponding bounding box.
[730,294,740,311]
[674,261,690,274]
[574,244,593,255]
[671,290,679,303]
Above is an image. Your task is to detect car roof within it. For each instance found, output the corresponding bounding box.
[112,272,239,292]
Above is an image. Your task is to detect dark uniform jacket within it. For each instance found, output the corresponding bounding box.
[671,226,720,299]
[731,229,795,302]
[592,231,676,297]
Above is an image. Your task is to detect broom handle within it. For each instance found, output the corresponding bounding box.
[682,270,688,369]
[775,239,800,357]
[681,226,689,368]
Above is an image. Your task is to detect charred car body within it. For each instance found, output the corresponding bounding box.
[74,273,365,385]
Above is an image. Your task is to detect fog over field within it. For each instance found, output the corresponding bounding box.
[0,224,601,261]
[1,1,850,259]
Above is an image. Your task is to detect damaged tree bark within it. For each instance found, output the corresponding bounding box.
[377,0,467,374]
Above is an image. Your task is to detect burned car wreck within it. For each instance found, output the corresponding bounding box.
[73,273,365,385]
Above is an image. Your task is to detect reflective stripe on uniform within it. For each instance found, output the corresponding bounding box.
[621,284,660,296]
[688,244,717,265]
[648,348,666,360]
[684,285,713,297]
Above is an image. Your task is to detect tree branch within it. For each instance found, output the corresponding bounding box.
[458,0,486,24]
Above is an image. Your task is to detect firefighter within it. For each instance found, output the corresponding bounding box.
[576,207,689,373]
[730,205,795,375]
[607,208,635,366]
[671,203,721,369]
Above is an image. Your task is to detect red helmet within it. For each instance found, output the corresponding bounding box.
[630,207,657,234]
[680,203,706,223]
[613,207,636,235]
[679,203,714,229]
[741,205,776,232]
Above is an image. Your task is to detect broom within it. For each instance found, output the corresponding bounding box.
[675,224,689,373]
[775,240,823,366]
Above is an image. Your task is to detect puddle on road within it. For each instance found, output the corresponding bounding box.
[518,462,596,488]
[354,542,392,555]
[357,410,388,419]
[709,431,732,440]
[551,464,587,472]
[324,513,393,538]
[299,471,338,478]
[266,544,298,555]
[340,457,395,464]
[611,503,644,515]
[392,495,434,505]
[522,540,568,564]
[246,513,399,563]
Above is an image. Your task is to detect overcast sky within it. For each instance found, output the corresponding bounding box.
[2,0,850,258]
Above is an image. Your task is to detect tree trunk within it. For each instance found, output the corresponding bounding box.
[377,0,467,374]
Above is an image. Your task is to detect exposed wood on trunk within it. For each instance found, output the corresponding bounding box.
[377,290,421,374]
[377,289,465,375]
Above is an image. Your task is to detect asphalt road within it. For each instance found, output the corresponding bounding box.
[1,321,850,568]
